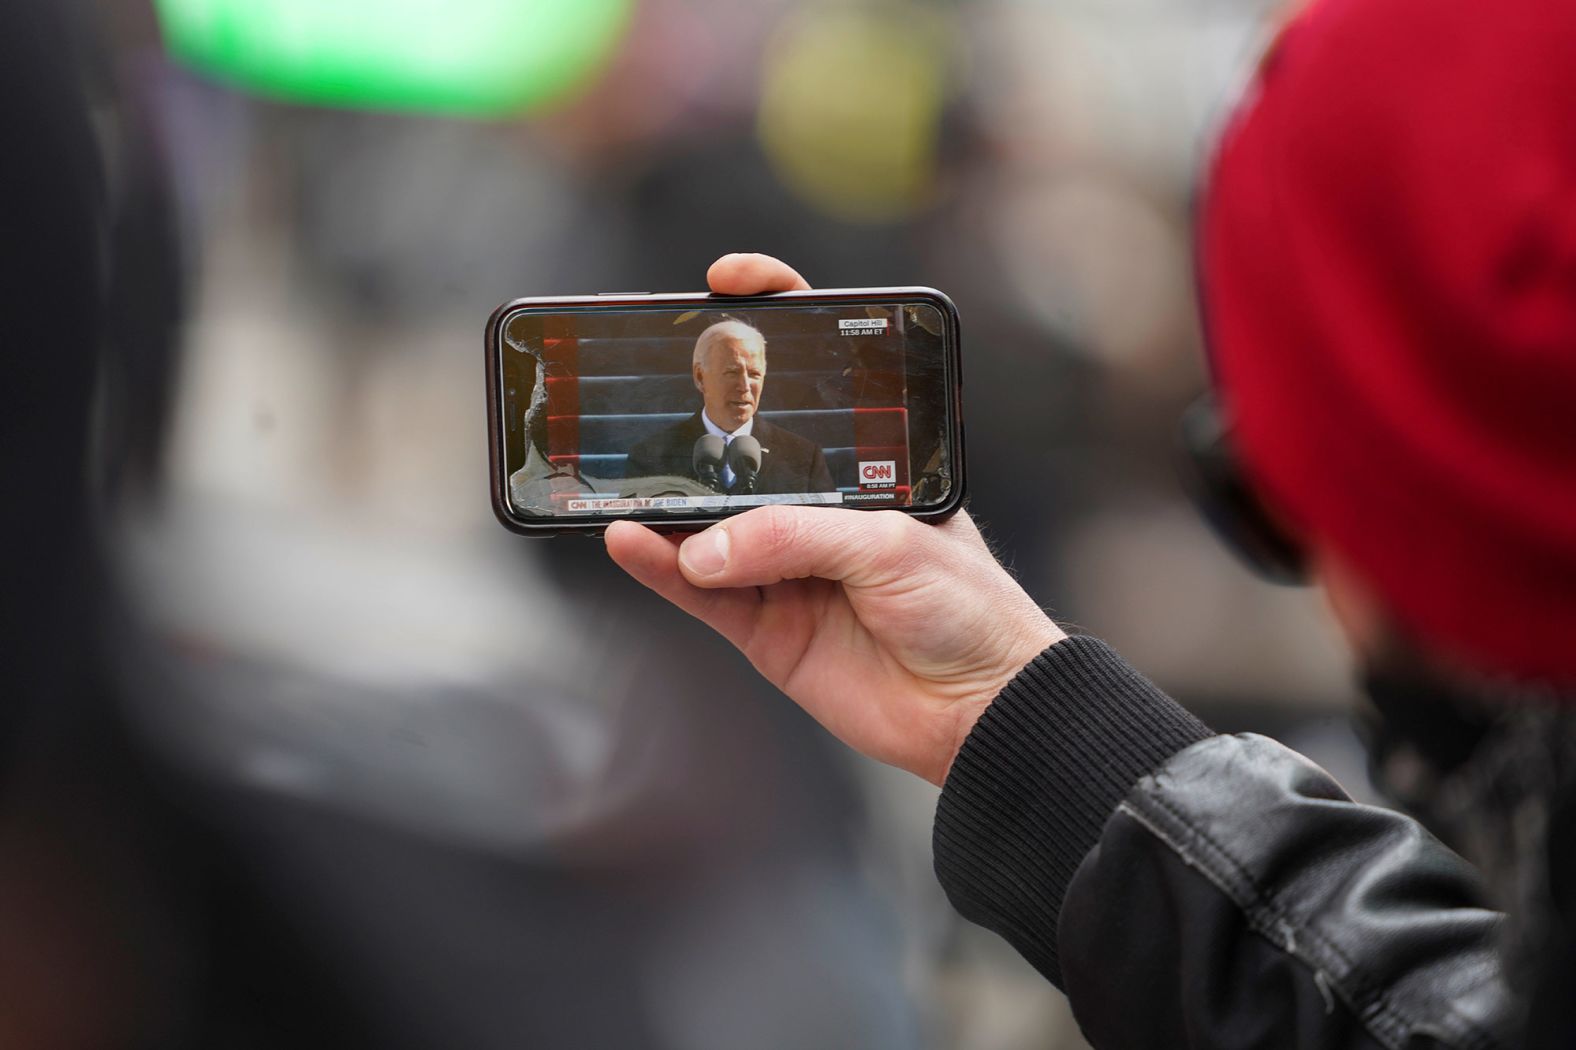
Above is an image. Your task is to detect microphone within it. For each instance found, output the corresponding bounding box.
[727,435,763,494]
[692,435,726,491]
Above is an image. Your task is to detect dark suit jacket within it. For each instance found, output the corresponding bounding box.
[623,411,835,495]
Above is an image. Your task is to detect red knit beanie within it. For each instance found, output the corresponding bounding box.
[1201,0,1576,683]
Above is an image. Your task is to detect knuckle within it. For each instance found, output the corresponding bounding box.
[865,510,910,549]
[753,505,801,558]
[864,511,921,567]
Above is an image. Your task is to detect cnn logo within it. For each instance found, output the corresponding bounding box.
[858,460,896,487]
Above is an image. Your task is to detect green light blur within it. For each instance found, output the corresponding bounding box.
[153,0,632,116]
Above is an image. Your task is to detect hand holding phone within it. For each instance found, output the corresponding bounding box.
[606,255,1064,786]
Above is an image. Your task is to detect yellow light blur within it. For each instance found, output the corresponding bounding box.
[757,8,954,224]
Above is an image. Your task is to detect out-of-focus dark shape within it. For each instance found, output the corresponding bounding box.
[0,6,168,1047]
[2,0,104,763]
[3,3,376,1048]
[1177,395,1307,586]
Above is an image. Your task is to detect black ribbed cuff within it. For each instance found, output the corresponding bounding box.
[933,635,1212,987]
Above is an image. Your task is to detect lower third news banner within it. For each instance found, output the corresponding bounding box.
[562,492,846,513]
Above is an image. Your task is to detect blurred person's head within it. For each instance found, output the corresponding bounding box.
[692,320,767,433]
[1200,0,1576,687]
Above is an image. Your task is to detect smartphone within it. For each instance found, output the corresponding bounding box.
[485,288,965,535]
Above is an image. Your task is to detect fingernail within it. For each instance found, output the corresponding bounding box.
[680,528,729,576]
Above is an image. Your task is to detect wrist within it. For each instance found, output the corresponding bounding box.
[934,621,1069,786]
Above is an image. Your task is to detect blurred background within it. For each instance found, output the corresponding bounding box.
[2,0,1377,1047]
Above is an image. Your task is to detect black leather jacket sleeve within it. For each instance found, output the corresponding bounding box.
[933,637,1515,1049]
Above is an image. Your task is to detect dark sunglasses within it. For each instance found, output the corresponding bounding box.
[1177,395,1308,586]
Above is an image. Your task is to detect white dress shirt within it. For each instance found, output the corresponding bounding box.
[701,410,755,488]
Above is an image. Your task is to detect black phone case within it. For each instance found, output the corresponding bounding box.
[485,288,966,536]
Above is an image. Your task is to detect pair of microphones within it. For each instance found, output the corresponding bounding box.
[693,435,763,494]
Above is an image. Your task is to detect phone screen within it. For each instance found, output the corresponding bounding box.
[490,291,962,530]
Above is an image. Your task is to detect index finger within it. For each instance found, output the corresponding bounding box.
[707,253,811,295]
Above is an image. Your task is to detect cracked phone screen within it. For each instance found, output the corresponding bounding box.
[496,300,956,522]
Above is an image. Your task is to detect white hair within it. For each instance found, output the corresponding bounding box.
[692,320,767,370]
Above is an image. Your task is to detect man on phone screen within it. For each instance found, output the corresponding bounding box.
[623,320,835,495]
